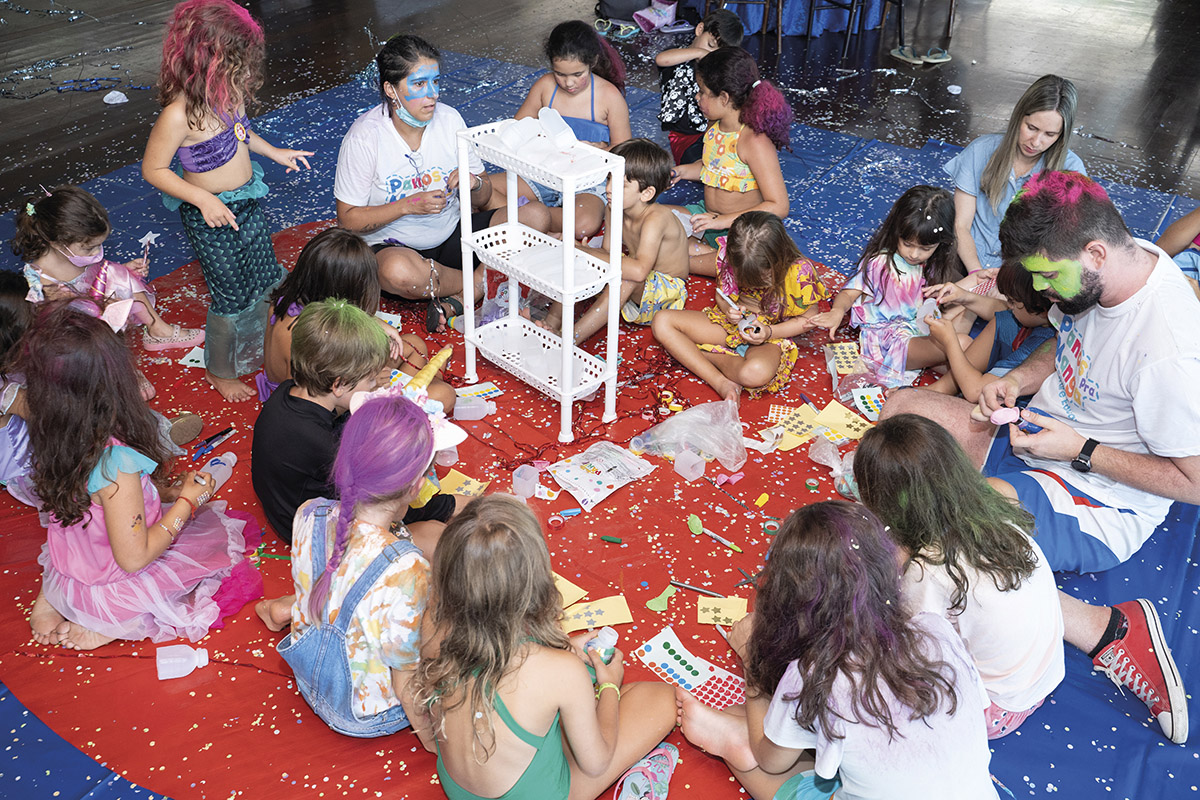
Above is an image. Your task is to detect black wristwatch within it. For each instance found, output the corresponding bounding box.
[1071,438,1099,473]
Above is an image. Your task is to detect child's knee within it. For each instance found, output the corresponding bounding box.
[739,358,777,388]
[650,310,677,339]
[401,334,429,358]
[429,379,456,413]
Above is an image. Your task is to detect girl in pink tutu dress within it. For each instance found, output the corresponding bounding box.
[22,301,255,650]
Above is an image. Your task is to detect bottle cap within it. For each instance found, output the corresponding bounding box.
[195,648,209,668]
[594,626,618,646]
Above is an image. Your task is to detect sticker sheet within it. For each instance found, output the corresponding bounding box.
[696,596,749,626]
[636,626,746,709]
[548,441,654,511]
[561,595,633,633]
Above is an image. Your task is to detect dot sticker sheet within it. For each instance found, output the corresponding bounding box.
[637,627,746,709]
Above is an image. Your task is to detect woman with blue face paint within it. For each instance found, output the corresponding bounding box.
[334,35,547,332]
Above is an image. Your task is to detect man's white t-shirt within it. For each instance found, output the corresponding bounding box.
[762,613,999,800]
[1021,240,1200,536]
[334,102,483,249]
[902,535,1065,712]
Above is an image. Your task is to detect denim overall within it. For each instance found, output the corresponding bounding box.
[278,503,417,737]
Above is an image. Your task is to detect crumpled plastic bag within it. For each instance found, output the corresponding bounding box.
[631,397,746,472]
[808,436,860,501]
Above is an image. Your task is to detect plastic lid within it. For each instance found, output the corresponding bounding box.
[594,626,618,647]
[195,648,209,668]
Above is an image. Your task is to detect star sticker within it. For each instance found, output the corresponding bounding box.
[138,231,160,247]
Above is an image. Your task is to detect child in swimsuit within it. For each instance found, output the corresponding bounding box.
[411,495,678,800]
[485,20,631,241]
[670,47,793,277]
[142,0,314,403]
[259,227,453,410]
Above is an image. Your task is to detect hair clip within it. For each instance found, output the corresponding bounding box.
[38,183,52,197]
[25,202,35,216]
[925,214,932,220]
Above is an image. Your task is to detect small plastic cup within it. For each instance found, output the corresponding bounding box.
[674,449,705,482]
[512,464,539,498]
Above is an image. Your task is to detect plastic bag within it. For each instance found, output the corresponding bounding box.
[631,397,746,472]
[548,441,655,511]
[808,436,860,501]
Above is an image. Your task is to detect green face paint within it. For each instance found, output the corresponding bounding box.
[1022,254,1083,298]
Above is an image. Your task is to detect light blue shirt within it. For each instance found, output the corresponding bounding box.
[944,133,1086,270]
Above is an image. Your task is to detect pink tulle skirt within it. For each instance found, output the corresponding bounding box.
[38,502,260,643]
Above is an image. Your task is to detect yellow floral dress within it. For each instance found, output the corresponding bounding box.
[699,236,831,397]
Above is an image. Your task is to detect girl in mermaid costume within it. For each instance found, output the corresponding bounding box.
[142,0,313,402]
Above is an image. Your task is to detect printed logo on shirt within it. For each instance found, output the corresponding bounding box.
[1052,315,1099,415]
[386,167,448,202]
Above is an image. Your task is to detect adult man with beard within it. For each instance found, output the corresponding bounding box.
[882,170,1200,743]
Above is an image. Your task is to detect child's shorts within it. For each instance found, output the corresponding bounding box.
[527,178,607,209]
[684,202,727,248]
[773,770,841,800]
[622,271,688,324]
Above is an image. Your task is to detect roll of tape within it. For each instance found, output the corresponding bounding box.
[763,520,781,534]
[805,478,819,491]
[548,515,565,529]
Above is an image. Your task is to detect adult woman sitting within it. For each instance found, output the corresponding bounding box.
[944,75,1084,274]
[334,34,547,331]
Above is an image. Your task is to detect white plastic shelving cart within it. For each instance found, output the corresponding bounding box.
[456,119,624,443]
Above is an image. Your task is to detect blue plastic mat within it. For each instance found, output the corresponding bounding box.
[0,51,1196,799]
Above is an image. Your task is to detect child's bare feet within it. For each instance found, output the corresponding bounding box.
[58,621,116,651]
[675,686,758,772]
[29,589,66,646]
[255,597,292,632]
[206,370,255,403]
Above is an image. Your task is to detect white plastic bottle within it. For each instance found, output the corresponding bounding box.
[454,397,496,420]
[198,451,236,493]
[586,626,618,664]
[156,644,209,680]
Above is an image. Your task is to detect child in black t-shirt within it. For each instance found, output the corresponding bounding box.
[251,299,454,542]
[656,9,743,165]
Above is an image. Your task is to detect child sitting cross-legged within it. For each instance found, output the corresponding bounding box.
[539,139,689,344]
[250,299,457,547]
[923,261,1053,401]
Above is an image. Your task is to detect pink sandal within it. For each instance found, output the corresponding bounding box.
[143,324,205,352]
[613,741,679,800]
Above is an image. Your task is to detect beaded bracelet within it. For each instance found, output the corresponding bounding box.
[157,521,176,541]
[595,682,620,701]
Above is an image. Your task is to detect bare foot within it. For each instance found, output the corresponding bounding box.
[255,597,292,632]
[206,370,256,403]
[29,590,66,646]
[136,370,156,402]
[675,686,758,772]
[58,621,116,651]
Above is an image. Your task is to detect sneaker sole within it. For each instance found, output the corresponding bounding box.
[168,414,204,447]
[1132,598,1188,744]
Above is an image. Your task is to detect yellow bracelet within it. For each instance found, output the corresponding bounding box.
[595,682,620,701]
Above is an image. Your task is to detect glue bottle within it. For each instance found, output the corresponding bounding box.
[454,397,496,420]
[586,626,618,664]
[156,644,209,680]
[198,451,236,493]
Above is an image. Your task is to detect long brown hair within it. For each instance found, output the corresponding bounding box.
[14,301,171,525]
[979,75,1077,211]
[855,414,1038,615]
[744,502,958,741]
[412,495,572,760]
[725,211,803,317]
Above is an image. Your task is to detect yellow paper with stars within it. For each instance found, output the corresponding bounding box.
[553,572,588,608]
[439,469,490,497]
[767,404,820,445]
[561,595,633,633]
[826,341,865,375]
[697,596,749,626]
[814,401,873,440]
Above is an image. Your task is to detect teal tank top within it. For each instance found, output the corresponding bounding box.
[435,693,571,800]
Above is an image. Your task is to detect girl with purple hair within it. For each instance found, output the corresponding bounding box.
[671,47,793,277]
[675,502,1000,800]
[264,393,459,736]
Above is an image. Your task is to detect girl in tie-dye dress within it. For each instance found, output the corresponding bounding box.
[811,186,966,386]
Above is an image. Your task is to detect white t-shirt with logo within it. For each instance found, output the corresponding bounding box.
[334,102,483,249]
[1021,240,1200,540]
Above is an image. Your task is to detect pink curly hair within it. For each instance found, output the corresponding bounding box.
[157,0,265,128]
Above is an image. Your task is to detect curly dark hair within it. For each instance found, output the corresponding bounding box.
[743,501,959,741]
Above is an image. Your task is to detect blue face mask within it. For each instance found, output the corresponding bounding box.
[395,102,431,128]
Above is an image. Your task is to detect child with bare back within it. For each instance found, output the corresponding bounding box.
[539,139,689,344]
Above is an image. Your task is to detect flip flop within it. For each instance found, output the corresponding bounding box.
[613,741,679,800]
[425,295,466,333]
[923,47,952,64]
[594,18,612,37]
[660,20,694,34]
[614,23,640,40]
[889,45,924,65]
